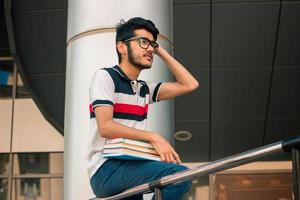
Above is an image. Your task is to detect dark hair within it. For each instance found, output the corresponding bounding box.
[115,17,159,63]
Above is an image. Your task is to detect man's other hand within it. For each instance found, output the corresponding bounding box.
[149,133,181,164]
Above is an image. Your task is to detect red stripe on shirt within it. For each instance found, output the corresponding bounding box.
[89,104,93,113]
[113,103,148,116]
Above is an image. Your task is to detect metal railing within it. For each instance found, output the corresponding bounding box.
[92,135,300,200]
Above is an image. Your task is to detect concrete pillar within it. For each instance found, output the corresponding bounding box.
[65,0,173,199]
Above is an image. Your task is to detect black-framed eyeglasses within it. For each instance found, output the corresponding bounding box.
[125,37,159,50]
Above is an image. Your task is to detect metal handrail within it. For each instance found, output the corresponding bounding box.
[92,135,300,200]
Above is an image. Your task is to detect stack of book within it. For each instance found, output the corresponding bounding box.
[102,138,161,161]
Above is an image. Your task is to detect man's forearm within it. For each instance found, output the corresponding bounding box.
[98,116,154,143]
[157,47,199,90]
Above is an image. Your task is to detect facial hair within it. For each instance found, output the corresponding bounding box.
[127,44,152,70]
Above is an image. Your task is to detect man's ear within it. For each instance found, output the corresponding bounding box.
[116,41,127,55]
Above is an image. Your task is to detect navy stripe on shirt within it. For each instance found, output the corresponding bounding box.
[103,68,134,95]
[113,112,147,122]
[90,100,113,119]
[152,82,162,102]
[92,100,113,108]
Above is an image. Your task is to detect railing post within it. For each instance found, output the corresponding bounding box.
[292,148,300,200]
[282,136,300,200]
[154,188,163,200]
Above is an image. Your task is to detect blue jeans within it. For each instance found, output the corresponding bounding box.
[90,159,192,200]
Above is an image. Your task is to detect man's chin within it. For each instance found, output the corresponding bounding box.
[137,64,152,70]
[144,64,152,69]
[130,59,152,70]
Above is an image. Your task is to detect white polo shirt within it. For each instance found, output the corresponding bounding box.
[86,65,163,178]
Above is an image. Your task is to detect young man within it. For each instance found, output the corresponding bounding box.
[87,17,199,199]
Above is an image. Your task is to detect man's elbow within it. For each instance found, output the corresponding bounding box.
[98,123,112,138]
[187,80,200,92]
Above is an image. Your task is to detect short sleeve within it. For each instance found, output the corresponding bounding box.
[147,82,163,104]
[89,70,115,111]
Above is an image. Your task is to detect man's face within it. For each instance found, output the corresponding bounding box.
[126,29,156,70]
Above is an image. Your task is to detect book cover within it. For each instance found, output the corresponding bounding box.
[103,148,161,161]
[103,143,158,155]
[105,138,154,149]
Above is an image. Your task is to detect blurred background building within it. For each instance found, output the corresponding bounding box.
[0,0,299,199]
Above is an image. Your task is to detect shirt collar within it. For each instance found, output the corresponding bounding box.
[112,65,132,81]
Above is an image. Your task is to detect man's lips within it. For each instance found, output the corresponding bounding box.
[144,54,153,61]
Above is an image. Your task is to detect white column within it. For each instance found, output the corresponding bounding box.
[65,0,173,199]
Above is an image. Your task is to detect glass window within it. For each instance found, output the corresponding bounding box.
[20,178,41,196]
[0,179,8,200]
[14,153,49,175]
[0,60,14,98]
[12,178,63,200]
[0,154,9,175]
[13,153,63,175]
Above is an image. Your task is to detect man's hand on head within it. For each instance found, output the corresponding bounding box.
[154,45,167,58]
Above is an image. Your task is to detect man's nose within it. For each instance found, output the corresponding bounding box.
[147,44,155,52]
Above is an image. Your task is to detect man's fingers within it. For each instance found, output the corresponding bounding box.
[165,153,171,163]
[159,150,166,162]
[171,149,181,164]
[151,138,180,163]
[153,144,165,162]
[164,151,172,163]
[167,153,174,163]
[168,146,179,160]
